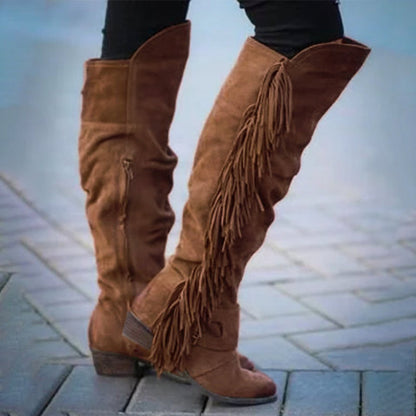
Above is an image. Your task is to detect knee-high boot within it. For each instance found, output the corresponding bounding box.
[124,36,370,401]
[79,22,190,376]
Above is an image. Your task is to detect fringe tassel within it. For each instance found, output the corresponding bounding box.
[150,59,293,374]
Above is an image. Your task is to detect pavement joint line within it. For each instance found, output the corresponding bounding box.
[272,284,344,329]
[239,306,258,321]
[276,250,375,279]
[309,315,416,332]
[358,371,363,416]
[25,292,91,307]
[278,370,290,416]
[239,288,316,320]
[22,239,95,301]
[0,272,13,293]
[379,272,413,283]
[241,322,338,339]
[37,365,74,416]
[0,173,92,253]
[24,292,93,323]
[287,335,416,355]
[200,395,209,415]
[47,358,93,367]
[278,334,338,370]
[33,336,66,344]
[353,291,416,304]
[274,279,398,299]
[24,295,91,357]
[276,369,413,374]
[21,235,92,258]
[241,316,338,338]
[414,372,416,416]
[121,378,144,414]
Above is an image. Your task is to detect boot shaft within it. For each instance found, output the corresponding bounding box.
[79,21,190,300]
[147,35,369,373]
[176,36,369,268]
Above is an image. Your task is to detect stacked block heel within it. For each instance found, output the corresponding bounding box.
[91,349,148,376]
[123,310,153,350]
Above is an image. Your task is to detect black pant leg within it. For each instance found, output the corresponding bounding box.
[101,0,191,59]
[238,0,344,58]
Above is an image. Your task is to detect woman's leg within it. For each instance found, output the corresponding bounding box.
[238,0,344,58]
[101,0,190,59]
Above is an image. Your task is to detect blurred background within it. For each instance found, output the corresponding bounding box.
[1,0,415,220]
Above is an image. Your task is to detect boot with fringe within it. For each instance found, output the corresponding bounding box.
[123,36,370,402]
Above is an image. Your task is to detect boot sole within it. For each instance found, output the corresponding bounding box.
[190,376,278,405]
[123,311,277,405]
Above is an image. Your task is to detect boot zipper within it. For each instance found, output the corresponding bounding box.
[121,158,134,282]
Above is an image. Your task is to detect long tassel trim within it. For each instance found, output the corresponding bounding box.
[150,59,293,374]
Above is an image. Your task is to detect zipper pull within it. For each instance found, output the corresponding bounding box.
[122,159,134,180]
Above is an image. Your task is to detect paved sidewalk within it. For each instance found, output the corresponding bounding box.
[1,0,416,415]
[1,172,416,415]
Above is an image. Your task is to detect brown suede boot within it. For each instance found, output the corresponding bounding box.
[124,36,370,402]
[79,20,255,378]
[79,22,190,376]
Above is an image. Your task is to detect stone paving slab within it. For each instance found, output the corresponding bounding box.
[43,366,137,416]
[278,209,354,235]
[287,247,369,276]
[362,371,415,416]
[317,340,416,371]
[362,250,416,271]
[13,270,68,292]
[33,300,95,322]
[357,280,416,302]
[52,318,91,356]
[342,213,408,232]
[23,233,97,289]
[339,241,410,260]
[239,336,329,370]
[289,317,416,353]
[240,312,336,339]
[301,292,416,326]
[275,273,399,297]
[271,228,373,251]
[26,286,90,306]
[203,371,287,415]
[1,168,416,414]
[281,371,360,416]
[242,264,321,285]
[1,363,71,416]
[245,243,295,270]
[0,277,78,416]
[394,267,416,281]
[126,372,204,415]
[403,239,416,252]
[239,286,308,319]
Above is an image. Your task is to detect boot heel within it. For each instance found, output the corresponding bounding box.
[123,311,153,350]
[91,350,141,376]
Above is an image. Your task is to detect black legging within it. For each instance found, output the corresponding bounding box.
[101,0,344,60]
